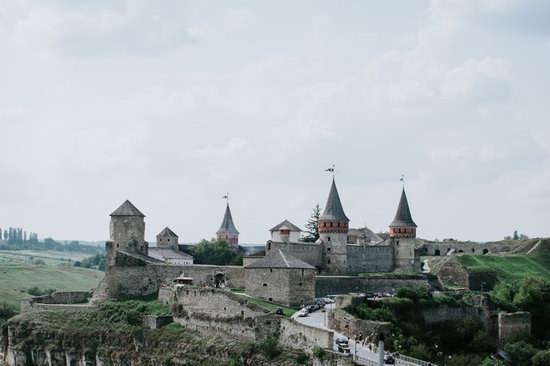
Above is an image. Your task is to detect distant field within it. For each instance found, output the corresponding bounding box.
[456,254,550,282]
[0,250,104,310]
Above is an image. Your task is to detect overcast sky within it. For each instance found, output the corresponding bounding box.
[1,0,549,244]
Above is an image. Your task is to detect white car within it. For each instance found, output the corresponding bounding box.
[297,309,309,317]
[323,297,335,304]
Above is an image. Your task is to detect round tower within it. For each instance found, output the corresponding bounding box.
[389,188,419,271]
[216,203,239,245]
[319,178,349,273]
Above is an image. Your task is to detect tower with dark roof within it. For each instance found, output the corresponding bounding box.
[105,200,148,269]
[389,188,417,239]
[318,178,350,273]
[216,203,239,245]
[389,188,420,271]
[156,227,179,250]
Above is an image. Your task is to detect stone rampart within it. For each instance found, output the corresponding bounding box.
[21,291,94,313]
[268,241,324,267]
[421,241,521,256]
[279,316,334,350]
[142,315,173,329]
[328,308,390,340]
[498,311,531,345]
[347,245,394,273]
[315,275,430,297]
[168,285,280,341]
[92,260,245,302]
[422,306,491,330]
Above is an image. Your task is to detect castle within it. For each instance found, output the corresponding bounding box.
[94,178,421,306]
[252,178,421,274]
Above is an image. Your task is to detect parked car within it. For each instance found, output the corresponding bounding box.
[307,304,320,313]
[384,352,395,364]
[322,297,335,304]
[297,309,309,317]
[338,344,351,354]
[315,298,326,306]
[335,337,349,346]
[275,308,284,315]
[336,338,350,354]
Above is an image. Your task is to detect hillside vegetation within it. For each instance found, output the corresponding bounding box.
[456,239,550,282]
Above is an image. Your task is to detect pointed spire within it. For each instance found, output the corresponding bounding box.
[110,200,145,217]
[157,227,178,238]
[389,188,417,228]
[320,178,349,221]
[216,203,239,235]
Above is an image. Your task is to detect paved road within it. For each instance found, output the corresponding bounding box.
[293,304,388,365]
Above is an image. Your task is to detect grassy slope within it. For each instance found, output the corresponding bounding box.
[456,244,550,282]
[0,252,104,310]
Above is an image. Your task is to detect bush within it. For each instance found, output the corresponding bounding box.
[312,346,326,360]
[504,341,538,366]
[259,337,281,361]
[295,351,309,364]
[532,350,550,366]
[27,287,56,296]
[32,259,46,265]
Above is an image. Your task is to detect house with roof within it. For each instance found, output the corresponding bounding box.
[244,249,316,307]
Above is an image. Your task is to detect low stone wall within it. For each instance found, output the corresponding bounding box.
[328,308,390,340]
[21,291,94,313]
[279,317,334,350]
[142,315,173,329]
[315,275,430,297]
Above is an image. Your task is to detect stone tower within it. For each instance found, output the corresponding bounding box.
[319,178,350,273]
[389,188,419,271]
[156,227,179,250]
[105,200,148,270]
[216,203,239,245]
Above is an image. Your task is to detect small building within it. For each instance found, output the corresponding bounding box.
[148,227,194,265]
[244,249,316,307]
[216,203,239,245]
[269,220,302,243]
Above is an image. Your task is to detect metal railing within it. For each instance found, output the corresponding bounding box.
[355,355,379,366]
[396,354,438,366]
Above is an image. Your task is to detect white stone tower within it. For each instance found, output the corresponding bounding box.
[318,178,350,273]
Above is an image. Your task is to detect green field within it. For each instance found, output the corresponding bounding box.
[456,253,550,282]
[0,250,104,310]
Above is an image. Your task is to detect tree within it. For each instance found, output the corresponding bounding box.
[513,231,519,240]
[191,239,241,265]
[504,341,537,366]
[302,204,321,242]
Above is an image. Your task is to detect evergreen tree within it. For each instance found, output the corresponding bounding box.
[302,204,321,242]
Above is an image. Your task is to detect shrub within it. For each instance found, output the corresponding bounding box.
[312,346,326,360]
[27,287,56,296]
[295,351,309,364]
[504,341,538,366]
[532,350,550,366]
[259,337,281,361]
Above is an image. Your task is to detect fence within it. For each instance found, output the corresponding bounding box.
[354,354,438,366]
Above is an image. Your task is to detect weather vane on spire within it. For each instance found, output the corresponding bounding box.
[325,164,336,177]
[222,193,229,203]
[400,174,405,187]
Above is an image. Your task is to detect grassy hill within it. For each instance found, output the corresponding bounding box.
[456,239,550,282]
[0,251,104,311]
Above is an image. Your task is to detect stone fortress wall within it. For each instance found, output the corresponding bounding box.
[160,285,334,349]
[21,291,95,313]
[421,241,522,256]
[347,244,394,273]
[314,275,431,297]
[498,311,531,345]
[92,254,245,302]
